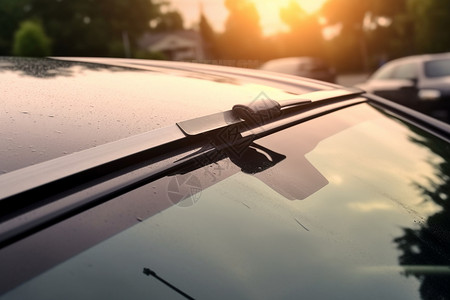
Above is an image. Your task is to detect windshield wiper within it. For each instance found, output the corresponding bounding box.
[177,87,364,136]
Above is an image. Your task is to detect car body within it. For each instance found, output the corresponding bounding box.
[1,57,450,299]
[259,56,336,83]
[357,52,450,123]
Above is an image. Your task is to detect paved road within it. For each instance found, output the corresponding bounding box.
[336,73,370,87]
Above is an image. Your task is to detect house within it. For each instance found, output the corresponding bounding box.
[138,30,206,61]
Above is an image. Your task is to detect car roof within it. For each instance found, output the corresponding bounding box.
[261,56,324,64]
[385,52,450,65]
[259,56,325,69]
[0,57,338,174]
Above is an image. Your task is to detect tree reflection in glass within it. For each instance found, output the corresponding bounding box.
[394,131,450,299]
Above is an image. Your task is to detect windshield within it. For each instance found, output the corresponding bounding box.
[370,63,394,79]
[1,103,450,299]
[424,58,450,78]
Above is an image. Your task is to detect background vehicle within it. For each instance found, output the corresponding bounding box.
[259,57,336,83]
[357,52,450,123]
[1,57,450,299]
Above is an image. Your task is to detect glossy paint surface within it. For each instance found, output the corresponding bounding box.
[1,57,318,173]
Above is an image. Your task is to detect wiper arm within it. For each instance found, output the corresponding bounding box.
[177,87,364,136]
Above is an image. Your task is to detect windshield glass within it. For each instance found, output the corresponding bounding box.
[424,58,450,78]
[370,64,394,79]
[2,103,450,299]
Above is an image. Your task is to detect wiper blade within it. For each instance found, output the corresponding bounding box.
[177,87,364,136]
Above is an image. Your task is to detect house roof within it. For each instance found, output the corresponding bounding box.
[138,30,202,51]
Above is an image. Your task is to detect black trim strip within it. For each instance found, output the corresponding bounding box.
[0,126,189,216]
[0,145,215,248]
[367,93,450,141]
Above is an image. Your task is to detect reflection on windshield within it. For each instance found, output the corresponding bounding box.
[394,127,450,300]
[424,59,450,78]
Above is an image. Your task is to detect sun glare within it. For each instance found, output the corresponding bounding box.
[292,0,327,14]
[170,0,329,36]
[252,0,328,35]
[253,0,327,14]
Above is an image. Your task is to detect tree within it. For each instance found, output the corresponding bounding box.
[199,11,217,59]
[0,0,31,55]
[322,0,407,35]
[407,0,450,53]
[151,10,184,32]
[12,20,51,57]
[394,127,450,300]
[32,0,163,56]
[321,0,371,71]
[279,1,324,58]
[218,0,263,60]
[2,0,166,57]
[321,0,408,71]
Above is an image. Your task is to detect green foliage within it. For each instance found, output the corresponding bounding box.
[151,10,184,32]
[134,50,167,60]
[1,0,167,57]
[27,0,161,56]
[325,34,363,72]
[321,0,450,71]
[321,0,382,71]
[322,0,407,32]
[12,20,51,57]
[407,0,450,53]
[2,0,450,69]
[0,0,30,55]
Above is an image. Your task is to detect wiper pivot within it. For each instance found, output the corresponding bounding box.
[232,98,311,124]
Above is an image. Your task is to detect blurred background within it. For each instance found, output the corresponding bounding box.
[1,0,449,84]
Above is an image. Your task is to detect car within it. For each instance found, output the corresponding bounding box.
[259,56,336,83]
[357,52,450,123]
[1,56,450,299]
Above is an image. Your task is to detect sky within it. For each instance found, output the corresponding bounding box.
[168,0,328,36]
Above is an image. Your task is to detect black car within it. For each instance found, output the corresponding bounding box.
[357,52,450,122]
[1,57,450,299]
